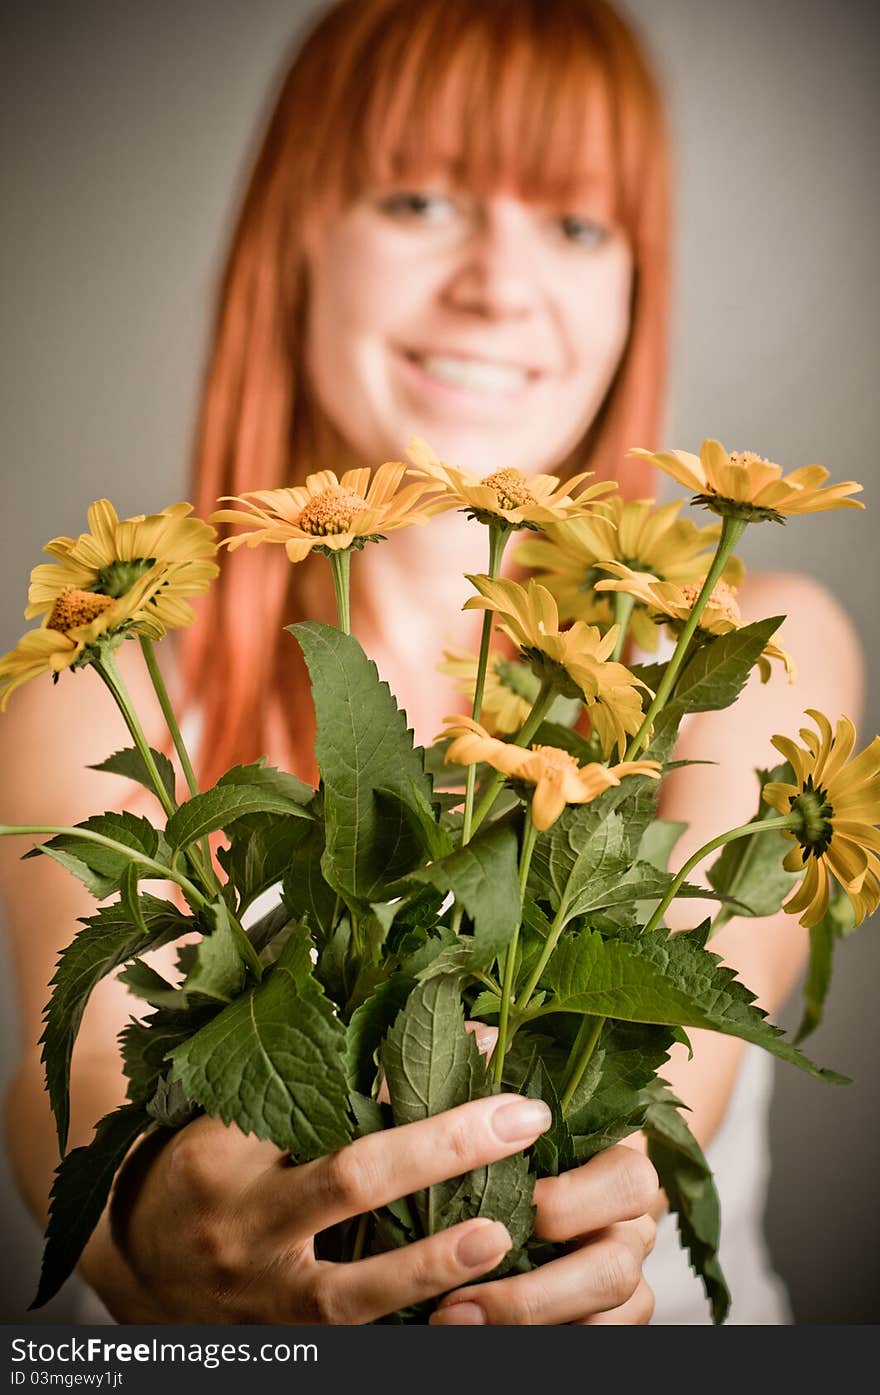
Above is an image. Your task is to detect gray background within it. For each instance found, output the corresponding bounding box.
[1,0,878,1322]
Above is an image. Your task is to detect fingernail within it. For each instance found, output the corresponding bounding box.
[430,1302,486,1326]
[492,1098,552,1142]
[456,1220,511,1269]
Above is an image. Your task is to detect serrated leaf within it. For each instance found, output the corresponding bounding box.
[375,786,452,862]
[118,959,185,1009]
[542,926,848,1082]
[643,1081,731,1325]
[522,1054,574,1176]
[218,759,314,805]
[439,1150,535,1270]
[89,745,177,805]
[381,975,486,1233]
[182,899,251,1002]
[25,812,165,900]
[407,821,520,965]
[166,783,310,853]
[169,927,351,1160]
[120,1003,219,1106]
[529,807,628,923]
[42,895,190,1152]
[674,618,784,714]
[291,622,435,901]
[33,1105,152,1308]
[567,1021,674,1158]
[145,1074,198,1129]
[218,813,312,915]
[282,823,340,940]
[345,974,415,1095]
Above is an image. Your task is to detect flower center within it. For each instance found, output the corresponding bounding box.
[727,450,771,471]
[484,469,536,510]
[679,578,742,627]
[530,745,580,776]
[789,777,835,858]
[47,587,114,633]
[298,488,369,536]
[96,558,156,598]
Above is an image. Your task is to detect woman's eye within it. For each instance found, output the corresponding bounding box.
[558,215,609,248]
[378,191,457,224]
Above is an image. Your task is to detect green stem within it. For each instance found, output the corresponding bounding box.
[492,812,538,1088]
[643,814,800,936]
[94,650,177,820]
[139,637,199,798]
[329,549,352,634]
[139,637,218,887]
[623,515,747,759]
[514,895,569,1016]
[469,678,557,837]
[611,593,636,662]
[560,1016,604,1113]
[0,823,208,911]
[461,524,511,846]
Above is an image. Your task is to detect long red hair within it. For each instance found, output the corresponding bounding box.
[183,0,670,785]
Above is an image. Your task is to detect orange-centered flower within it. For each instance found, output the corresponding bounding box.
[405,437,616,531]
[27,499,219,634]
[629,440,863,523]
[595,563,796,683]
[763,710,880,928]
[212,463,443,561]
[440,716,661,830]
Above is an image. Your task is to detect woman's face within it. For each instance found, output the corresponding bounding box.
[305,181,633,478]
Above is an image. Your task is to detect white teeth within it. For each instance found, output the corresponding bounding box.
[417,355,530,393]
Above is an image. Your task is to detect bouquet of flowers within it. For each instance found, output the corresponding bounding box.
[2,438,876,1324]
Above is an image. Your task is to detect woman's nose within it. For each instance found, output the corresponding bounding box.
[441,198,540,322]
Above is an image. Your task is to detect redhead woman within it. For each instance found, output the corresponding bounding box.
[0,0,862,1325]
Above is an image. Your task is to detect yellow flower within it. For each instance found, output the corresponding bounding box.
[212,463,443,562]
[462,575,651,758]
[440,716,660,831]
[515,497,745,648]
[1,570,169,709]
[438,650,536,736]
[405,437,616,531]
[27,500,219,633]
[629,439,863,523]
[763,710,880,928]
[595,563,795,683]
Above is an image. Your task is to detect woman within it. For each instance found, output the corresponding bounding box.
[0,0,861,1324]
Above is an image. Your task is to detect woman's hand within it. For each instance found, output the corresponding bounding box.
[107,1093,554,1324]
[430,1144,658,1325]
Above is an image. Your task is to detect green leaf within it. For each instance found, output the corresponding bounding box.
[218,812,312,915]
[291,622,435,901]
[381,976,486,1233]
[25,813,165,899]
[42,895,190,1152]
[542,926,848,1082]
[145,1074,198,1129]
[166,783,310,853]
[345,974,415,1095]
[118,959,185,1009]
[375,786,452,862]
[439,1150,535,1269]
[407,822,520,966]
[217,759,314,805]
[529,807,629,923]
[169,927,352,1160]
[522,1054,574,1176]
[567,1021,675,1158]
[182,899,251,1002]
[282,823,340,941]
[638,819,687,873]
[707,764,800,917]
[643,1082,731,1325]
[89,745,176,805]
[33,1105,152,1309]
[673,618,784,714]
[120,1004,219,1106]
